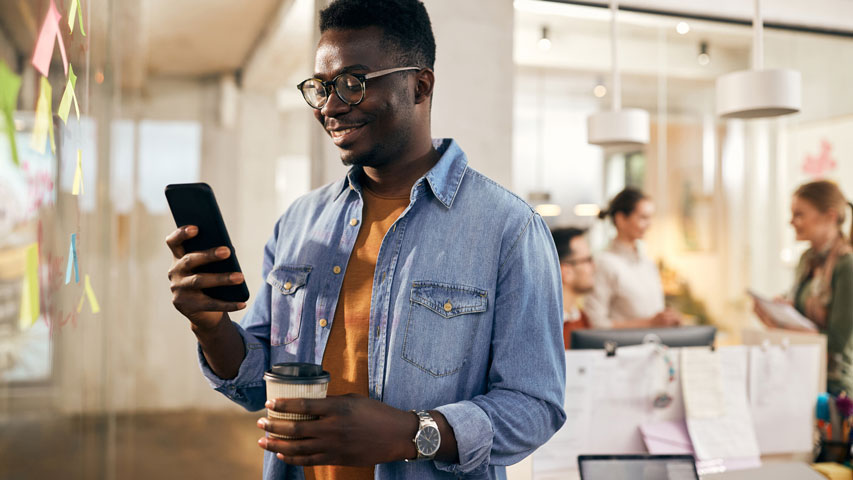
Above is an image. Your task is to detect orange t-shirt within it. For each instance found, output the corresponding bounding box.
[304,187,409,480]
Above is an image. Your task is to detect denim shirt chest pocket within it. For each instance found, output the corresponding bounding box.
[266,265,312,348]
[402,281,488,377]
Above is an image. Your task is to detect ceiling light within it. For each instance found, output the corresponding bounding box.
[593,85,607,98]
[676,21,690,35]
[716,0,801,119]
[574,204,601,217]
[697,41,710,66]
[535,204,562,217]
[587,0,649,147]
[538,26,552,51]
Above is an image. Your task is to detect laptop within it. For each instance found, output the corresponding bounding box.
[578,454,700,480]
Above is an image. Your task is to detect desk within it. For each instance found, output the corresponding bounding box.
[702,461,824,479]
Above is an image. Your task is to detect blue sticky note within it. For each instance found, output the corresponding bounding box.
[65,233,79,284]
[817,392,830,422]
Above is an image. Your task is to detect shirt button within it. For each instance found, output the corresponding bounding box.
[333,266,342,274]
[444,302,452,312]
[284,281,292,290]
[319,318,328,327]
[350,218,358,226]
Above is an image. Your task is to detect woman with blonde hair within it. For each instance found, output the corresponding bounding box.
[756,180,853,394]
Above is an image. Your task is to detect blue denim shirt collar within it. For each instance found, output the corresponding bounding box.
[338,138,467,209]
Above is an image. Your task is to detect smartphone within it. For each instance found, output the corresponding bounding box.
[165,182,249,303]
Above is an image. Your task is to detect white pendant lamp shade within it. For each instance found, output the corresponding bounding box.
[716,69,801,119]
[588,0,649,147]
[715,0,801,119]
[587,109,650,146]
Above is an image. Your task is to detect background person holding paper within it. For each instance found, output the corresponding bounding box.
[754,180,853,394]
[584,187,683,329]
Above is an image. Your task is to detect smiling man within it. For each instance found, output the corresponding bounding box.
[165,1,566,479]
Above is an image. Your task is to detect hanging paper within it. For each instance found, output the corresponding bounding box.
[57,64,79,124]
[77,274,100,314]
[19,243,41,329]
[72,150,84,195]
[68,0,86,36]
[31,0,69,78]
[30,77,55,154]
[0,60,20,166]
[65,233,79,284]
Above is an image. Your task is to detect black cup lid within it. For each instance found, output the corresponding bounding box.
[264,362,330,384]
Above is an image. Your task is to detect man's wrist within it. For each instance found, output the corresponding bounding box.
[398,409,419,461]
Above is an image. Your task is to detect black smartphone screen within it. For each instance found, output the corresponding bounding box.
[165,183,250,303]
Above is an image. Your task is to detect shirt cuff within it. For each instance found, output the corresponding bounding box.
[197,322,268,409]
[433,400,493,475]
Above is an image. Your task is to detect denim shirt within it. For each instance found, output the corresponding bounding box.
[198,139,566,479]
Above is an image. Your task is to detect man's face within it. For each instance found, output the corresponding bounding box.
[561,236,595,295]
[313,27,416,167]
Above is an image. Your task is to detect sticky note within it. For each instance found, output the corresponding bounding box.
[77,274,100,314]
[31,0,68,78]
[57,64,79,124]
[68,0,86,36]
[65,233,79,284]
[19,243,40,329]
[0,60,20,166]
[30,76,55,154]
[72,150,84,195]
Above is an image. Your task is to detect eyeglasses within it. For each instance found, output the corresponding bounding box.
[297,67,420,109]
[563,256,594,267]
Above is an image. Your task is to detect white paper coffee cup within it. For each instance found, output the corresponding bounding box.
[263,363,330,439]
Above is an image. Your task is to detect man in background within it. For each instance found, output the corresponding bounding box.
[551,227,595,349]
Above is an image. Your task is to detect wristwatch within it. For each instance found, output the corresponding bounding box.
[408,410,441,461]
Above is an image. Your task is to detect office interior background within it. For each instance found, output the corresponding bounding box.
[1,0,853,478]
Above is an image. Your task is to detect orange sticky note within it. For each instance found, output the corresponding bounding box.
[72,150,84,195]
[30,76,55,154]
[31,0,68,78]
[77,274,100,314]
[19,243,40,329]
[0,60,20,166]
[57,64,79,124]
[68,0,86,36]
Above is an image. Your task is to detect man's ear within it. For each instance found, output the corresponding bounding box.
[560,262,572,286]
[414,68,435,105]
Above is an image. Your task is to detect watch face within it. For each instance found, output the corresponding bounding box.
[416,425,440,456]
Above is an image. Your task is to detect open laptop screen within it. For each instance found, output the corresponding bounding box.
[578,454,699,480]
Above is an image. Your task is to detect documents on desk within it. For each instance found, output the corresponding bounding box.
[748,344,821,454]
[532,343,820,478]
[681,346,762,470]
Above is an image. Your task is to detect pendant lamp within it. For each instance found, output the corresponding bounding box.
[587,0,649,147]
[716,0,801,118]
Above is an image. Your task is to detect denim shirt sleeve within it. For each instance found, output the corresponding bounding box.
[434,212,567,475]
[196,227,278,412]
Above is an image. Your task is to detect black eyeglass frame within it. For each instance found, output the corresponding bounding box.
[296,66,421,109]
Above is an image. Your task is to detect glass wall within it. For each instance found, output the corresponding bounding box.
[513,0,853,338]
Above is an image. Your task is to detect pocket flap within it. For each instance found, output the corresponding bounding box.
[266,265,312,295]
[410,281,488,318]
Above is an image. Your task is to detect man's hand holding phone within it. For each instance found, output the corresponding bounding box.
[166,225,247,330]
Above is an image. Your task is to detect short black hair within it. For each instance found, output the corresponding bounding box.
[551,227,587,262]
[319,0,436,70]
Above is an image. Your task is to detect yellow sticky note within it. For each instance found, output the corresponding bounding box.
[0,60,21,166]
[19,243,40,329]
[30,77,55,154]
[77,274,100,314]
[68,0,86,36]
[57,64,79,124]
[72,150,84,195]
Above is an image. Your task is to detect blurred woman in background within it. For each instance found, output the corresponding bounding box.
[755,180,853,394]
[585,187,682,329]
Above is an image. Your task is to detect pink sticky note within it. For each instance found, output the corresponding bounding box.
[31,0,68,78]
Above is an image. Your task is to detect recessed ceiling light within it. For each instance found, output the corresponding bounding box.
[676,21,690,35]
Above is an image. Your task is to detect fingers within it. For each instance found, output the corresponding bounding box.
[265,398,334,417]
[257,435,329,465]
[171,272,244,291]
[171,290,246,313]
[165,225,198,259]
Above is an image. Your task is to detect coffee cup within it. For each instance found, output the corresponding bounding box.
[263,362,330,439]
